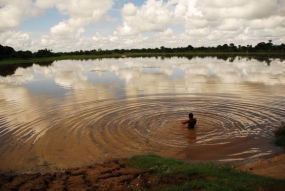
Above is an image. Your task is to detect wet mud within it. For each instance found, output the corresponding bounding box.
[0,159,192,191]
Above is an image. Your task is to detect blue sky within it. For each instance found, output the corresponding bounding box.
[0,0,284,52]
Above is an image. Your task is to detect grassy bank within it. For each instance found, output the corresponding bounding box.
[0,54,122,65]
[0,52,284,65]
[127,154,285,191]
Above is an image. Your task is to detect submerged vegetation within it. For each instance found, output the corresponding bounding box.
[0,41,284,65]
[127,154,285,191]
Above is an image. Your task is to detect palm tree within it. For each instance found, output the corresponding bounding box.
[268,40,272,52]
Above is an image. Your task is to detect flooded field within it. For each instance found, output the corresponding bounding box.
[0,56,284,174]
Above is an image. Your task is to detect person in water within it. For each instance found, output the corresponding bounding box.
[182,113,197,128]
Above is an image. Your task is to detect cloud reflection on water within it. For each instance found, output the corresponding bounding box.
[0,56,284,137]
[0,57,284,88]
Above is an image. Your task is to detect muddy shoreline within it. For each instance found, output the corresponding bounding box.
[0,158,190,191]
[0,153,284,191]
[237,153,285,180]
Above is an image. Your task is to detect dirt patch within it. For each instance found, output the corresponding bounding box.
[237,153,285,179]
[0,159,192,191]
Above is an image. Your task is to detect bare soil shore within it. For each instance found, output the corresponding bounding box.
[0,154,284,191]
[237,153,285,180]
[0,159,190,191]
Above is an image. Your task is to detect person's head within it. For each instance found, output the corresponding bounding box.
[189,113,193,119]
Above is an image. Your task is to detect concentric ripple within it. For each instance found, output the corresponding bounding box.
[2,93,284,173]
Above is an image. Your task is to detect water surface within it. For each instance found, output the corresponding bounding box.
[0,56,284,173]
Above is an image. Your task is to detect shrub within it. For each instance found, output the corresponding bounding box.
[274,124,285,147]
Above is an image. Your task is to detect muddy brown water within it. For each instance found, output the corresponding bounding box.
[0,56,284,174]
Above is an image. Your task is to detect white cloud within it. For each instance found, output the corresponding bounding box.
[117,0,174,36]
[34,1,55,9]
[218,19,244,31]
[248,27,285,38]
[0,0,114,51]
[116,0,206,36]
[38,0,114,48]
[174,0,202,19]
[0,31,31,50]
[114,0,284,47]
[50,20,85,39]
[35,0,114,21]
[91,32,121,48]
[50,22,74,39]
[196,0,279,20]
[160,28,174,37]
[249,16,285,29]
[122,3,138,16]
[0,0,284,51]
[185,28,210,36]
[42,0,114,41]
[38,35,95,52]
[0,0,43,31]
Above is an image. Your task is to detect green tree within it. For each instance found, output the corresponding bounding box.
[187,45,194,51]
[222,44,229,51]
[0,44,15,59]
[229,43,237,52]
[34,48,54,57]
[16,50,33,59]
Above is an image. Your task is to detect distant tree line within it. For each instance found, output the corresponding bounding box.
[0,45,59,60]
[1,40,284,61]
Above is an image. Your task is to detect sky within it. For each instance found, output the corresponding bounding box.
[0,0,284,52]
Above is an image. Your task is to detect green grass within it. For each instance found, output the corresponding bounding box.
[127,154,285,191]
[275,124,285,148]
[0,52,284,65]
